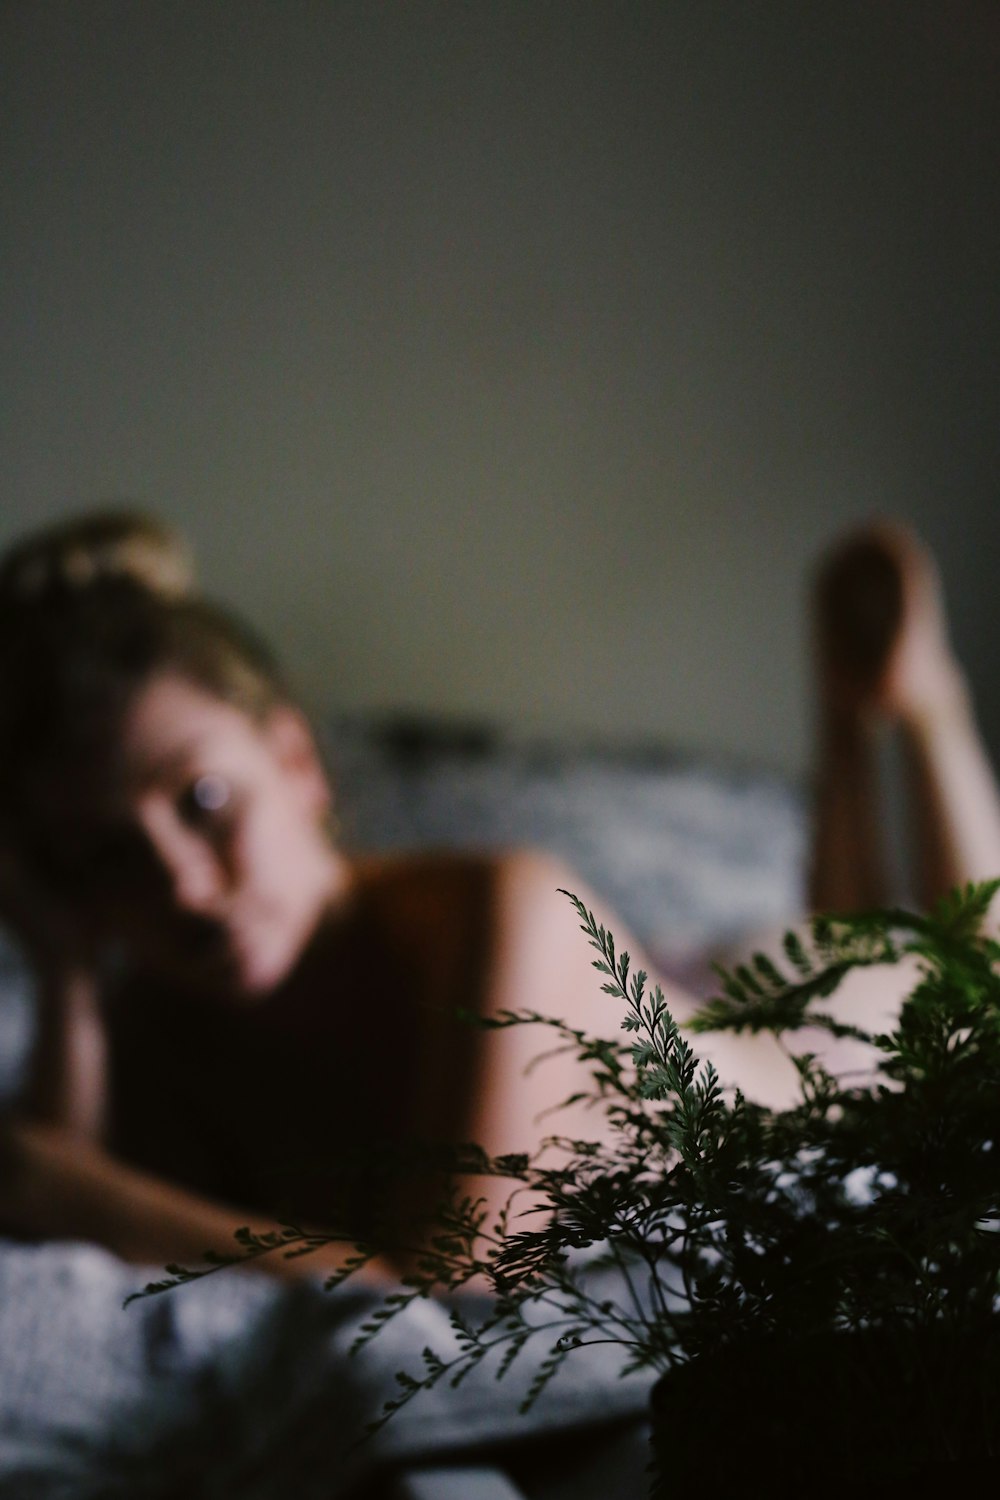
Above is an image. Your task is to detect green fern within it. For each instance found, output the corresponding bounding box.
[132,881,1000,1482]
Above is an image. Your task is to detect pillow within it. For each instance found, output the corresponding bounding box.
[325,714,807,965]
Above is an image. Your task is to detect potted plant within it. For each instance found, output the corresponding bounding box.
[138,881,1000,1494]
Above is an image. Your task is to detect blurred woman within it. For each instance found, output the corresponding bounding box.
[0,511,996,1281]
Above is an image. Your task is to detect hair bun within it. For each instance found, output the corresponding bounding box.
[0,510,196,605]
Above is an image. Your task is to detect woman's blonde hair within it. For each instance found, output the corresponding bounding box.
[0,511,196,603]
[0,509,290,868]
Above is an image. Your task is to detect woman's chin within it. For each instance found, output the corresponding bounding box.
[226,897,337,999]
[141,901,330,1000]
[219,940,299,1000]
[164,932,300,1002]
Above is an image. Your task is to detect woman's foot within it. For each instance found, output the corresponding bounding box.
[813,523,967,726]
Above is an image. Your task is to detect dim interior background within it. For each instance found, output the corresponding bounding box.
[2,0,998,778]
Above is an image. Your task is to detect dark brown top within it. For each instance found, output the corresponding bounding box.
[103,853,497,1237]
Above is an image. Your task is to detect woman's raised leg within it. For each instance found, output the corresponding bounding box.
[808,523,1000,914]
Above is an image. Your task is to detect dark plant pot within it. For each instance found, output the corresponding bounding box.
[649,1325,1000,1497]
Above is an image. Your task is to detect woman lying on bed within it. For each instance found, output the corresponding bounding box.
[0,511,997,1283]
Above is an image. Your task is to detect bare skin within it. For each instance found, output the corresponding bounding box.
[810,523,1000,915]
[0,841,726,1282]
[0,678,715,1279]
[4,523,1000,1285]
[4,843,829,1286]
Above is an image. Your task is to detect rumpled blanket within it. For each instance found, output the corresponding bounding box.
[0,1240,654,1499]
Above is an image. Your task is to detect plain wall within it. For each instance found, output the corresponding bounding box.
[3,0,998,774]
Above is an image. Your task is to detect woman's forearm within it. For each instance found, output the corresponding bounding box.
[0,850,108,1137]
[0,1118,386,1285]
[23,965,108,1138]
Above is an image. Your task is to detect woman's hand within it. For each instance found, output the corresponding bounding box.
[0,846,108,1138]
[0,1117,394,1289]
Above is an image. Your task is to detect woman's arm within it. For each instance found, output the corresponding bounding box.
[0,848,108,1139]
[470,852,677,1160]
[21,963,108,1138]
[0,857,380,1283]
[475,850,806,1160]
[478,851,906,1151]
[0,1116,387,1285]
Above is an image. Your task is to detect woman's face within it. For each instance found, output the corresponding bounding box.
[45,673,346,999]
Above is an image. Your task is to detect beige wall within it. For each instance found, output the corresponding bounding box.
[3,1,998,774]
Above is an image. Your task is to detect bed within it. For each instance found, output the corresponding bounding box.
[0,717,806,1498]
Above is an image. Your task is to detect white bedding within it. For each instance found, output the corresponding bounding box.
[0,1240,653,1498]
